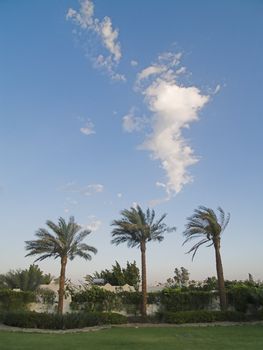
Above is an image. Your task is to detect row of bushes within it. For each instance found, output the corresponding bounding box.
[157,310,263,324]
[1,285,263,315]
[71,287,214,313]
[3,309,263,329]
[3,311,127,329]
[71,286,263,314]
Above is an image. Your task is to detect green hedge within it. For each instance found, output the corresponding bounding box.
[3,311,127,329]
[0,289,36,311]
[71,287,122,312]
[157,310,258,324]
[159,289,214,312]
[227,285,263,312]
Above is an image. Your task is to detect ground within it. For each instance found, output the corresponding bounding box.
[1,325,263,350]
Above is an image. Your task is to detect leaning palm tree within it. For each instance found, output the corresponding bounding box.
[111,205,176,318]
[25,216,97,314]
[183,206,230,310]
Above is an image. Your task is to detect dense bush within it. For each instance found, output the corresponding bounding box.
[160,289,214,312]
[157,310,256,324]
[227,285,263,313]
[71,287,122,312]
[3,311,127,329]
[0,289,36,311]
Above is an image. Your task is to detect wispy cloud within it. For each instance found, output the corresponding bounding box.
[214,84,221,94]
[80,120,95,135]
[132,52,210,203]
[82,215,102,232]
[60,182,104,196]
[131,60,138,67]
[122,108,147,133]
[66,0,124,81]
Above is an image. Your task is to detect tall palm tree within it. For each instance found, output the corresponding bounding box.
[183,206,230,310]
[25,216,97,314]
[111,205,176,318]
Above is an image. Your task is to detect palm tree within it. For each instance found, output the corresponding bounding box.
[111,205,176,318]
[183,206,230,310]
[25,216,97,314]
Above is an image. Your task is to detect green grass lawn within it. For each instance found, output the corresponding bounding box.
[1,325,263,350]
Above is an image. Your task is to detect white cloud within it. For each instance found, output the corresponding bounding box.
[85,220,102,232]
[122,108,147,133]
[60,182,104,196]
[131,60,138,67]
[117,192,122,198]
[214,84,221,94]
[81,184,104,196]
[80,120,95,135]
[99,16,121,62]
[94,55,125,81]
[135,52,209,201]
[176,66,186,75]
[66,0,123,80]
[137,65,166,81]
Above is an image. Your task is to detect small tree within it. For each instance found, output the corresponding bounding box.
[90,261,140,290]
[174,267,190,288]
[183,206,230,310]
[25,216,97,314]
[111,205,175,317]
[0,265,51,291]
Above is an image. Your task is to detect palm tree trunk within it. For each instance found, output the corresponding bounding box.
[214,242,227,310]
[58,256,67,314]
[140,241,147,318]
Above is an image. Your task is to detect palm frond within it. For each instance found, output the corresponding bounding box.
[183,205,230,259]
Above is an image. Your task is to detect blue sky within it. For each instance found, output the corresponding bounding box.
[1,0,263,285]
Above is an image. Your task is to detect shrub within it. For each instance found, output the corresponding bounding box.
[36,288,56,305]
[0,289,36,311]
[160,289,214,312]
[71,287,122,312]
[157,310,255,324]
[227,285,263,313]
[3,311,127,329]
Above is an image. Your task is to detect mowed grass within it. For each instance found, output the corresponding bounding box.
[1,325,263,350]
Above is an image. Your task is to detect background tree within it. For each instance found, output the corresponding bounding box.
[25,216,97,314]
[111,205,175,317]
[174,267,190,288]
[89,261,140,290]
[183,206,230,310]
[0,265,51,291]
[166,267,190,288]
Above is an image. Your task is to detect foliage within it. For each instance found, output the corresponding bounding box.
[227,285,263,313]
[174,267,190,287]
[25,216,97,314]
[71,286,122,312]
[166,267,190,288]
[0,289,36,311]
[71,287,162,315]
[36,288,56,305]
[89,261,140,290]
[157,310,254,324]
[0,265,52,292]
[111,205,175,248]
[183,206,230,310]
[111,205,176,317]
[160,288,214,311]
[183,206,230,259]
[3,311,127,329]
